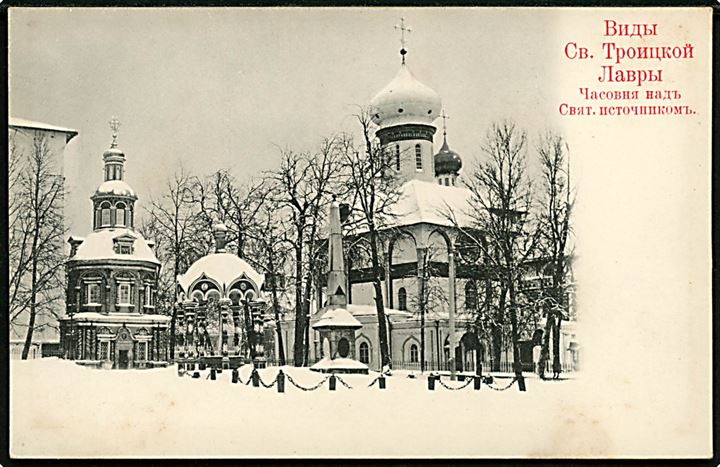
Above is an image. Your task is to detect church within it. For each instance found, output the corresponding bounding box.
[59,121,170,369]
[277,31,487,373]
[277,26,578,374]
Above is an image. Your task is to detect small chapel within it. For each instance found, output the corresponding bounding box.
[59,120,170,369]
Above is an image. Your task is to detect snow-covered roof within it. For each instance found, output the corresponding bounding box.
[387,179,474,228]
[68,228,160,264]
[313,305,363,329]
[9,117,78,142]
[93,180,137,199]
[178,252,265,293]
[68,312,170,324]
[310,357,369,372]
[343,304,413,318]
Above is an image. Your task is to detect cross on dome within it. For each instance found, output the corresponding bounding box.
[394,17,412,63]
[109,116,121,148]
[441,110,450,138]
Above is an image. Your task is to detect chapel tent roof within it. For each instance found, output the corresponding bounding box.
[312,305,363,329]
[67,228,160,264]
[177,252,265,293]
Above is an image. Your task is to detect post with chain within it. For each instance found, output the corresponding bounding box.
[210,367,217,381]
[251,368,260,387]
[378,374,386,389]
[277,370,285,393]
[427,373,436,391]
[231,368,239,384]
[329,374,337,391]
[514,361,526,392]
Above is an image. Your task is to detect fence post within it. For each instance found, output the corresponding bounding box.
[514,362,526,392]
[474,375,481,390]
[210,367,216,381]
[329,374,337,391]
[427,374,436,391]
[277,370,285,393]
[251,369,260,387]
[231,368,238,384]
[379,374,386,390]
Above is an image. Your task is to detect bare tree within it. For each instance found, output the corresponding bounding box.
[192,170,269,259]
[143,167,209,360]
[536,131,574,379]
[409,244,449,372]
[338,108,406,369]
[9,132,67,359]
[265,141,343,366]
[463,121,538,380]
[245,201,293,366]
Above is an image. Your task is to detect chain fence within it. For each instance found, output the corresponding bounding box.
[334,375,353,389]
[285,373,331,391]
[436,377,474,391]
[485,377,518,391]
[180,362,525,393]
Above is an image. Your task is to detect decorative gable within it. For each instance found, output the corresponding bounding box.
[113,233,137,255]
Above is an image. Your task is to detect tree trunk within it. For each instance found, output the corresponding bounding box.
[301,270,314,366]
[22,181,42,361]
[419,267,426,373]
[538,311,554,379]
[269,252,286,366]
[508,273,522,375]
[553,313,563,377]
[292,237,305,366]
[491,284,507,372]
[369,227,390,368]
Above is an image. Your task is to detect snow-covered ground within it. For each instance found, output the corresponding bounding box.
[11,358,585,458]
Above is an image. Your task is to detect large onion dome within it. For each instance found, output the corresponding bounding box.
[369,63,442,128]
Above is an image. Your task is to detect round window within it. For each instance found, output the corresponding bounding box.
[337,338,350,358]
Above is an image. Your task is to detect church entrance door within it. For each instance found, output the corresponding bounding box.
[118,350,129,369]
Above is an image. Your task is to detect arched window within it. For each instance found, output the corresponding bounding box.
[410,344,419,363]
[192,290,204,303]
[100,202,111,227]
[465,281,478,310]
[127,207,133,228]
[244,290,255,301]
[229,289,243,306]
[359,342,370,364]
[395,145,401,171]
[415,144,422,170]
[105,165,112,181]
[115,202,126,227]
[206,290,221,303]
[398,287,407,311]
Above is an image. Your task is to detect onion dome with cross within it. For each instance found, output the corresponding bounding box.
[369,17,441,130]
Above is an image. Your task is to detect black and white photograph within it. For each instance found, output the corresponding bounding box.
[6,7,712,459]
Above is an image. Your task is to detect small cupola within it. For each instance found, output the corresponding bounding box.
[213,223,228,253]
[91,117,138,230]
[434,111,463,186]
